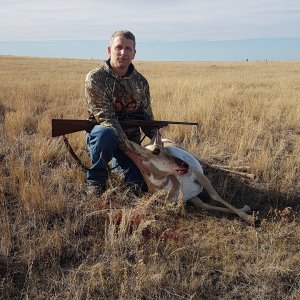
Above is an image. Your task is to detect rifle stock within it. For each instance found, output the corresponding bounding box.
[52,118,198,137]
[52,119,95,137]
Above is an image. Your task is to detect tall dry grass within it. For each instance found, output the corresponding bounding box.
[0,55,299,299]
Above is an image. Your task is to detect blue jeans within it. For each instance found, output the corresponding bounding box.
[86,125,147,191]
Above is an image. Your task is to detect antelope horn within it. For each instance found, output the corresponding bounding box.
[152,129,163,146]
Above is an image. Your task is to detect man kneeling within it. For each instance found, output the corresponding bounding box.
[85,30,156,195]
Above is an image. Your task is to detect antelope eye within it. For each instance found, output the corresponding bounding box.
[152,148,160,155]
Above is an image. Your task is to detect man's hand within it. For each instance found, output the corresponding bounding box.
[126,149,151,176]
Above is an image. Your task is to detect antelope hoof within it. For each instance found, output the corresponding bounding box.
[241,205,251,213]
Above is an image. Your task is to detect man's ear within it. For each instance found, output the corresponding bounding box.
[133,49,136,60]
[107,46,111,57]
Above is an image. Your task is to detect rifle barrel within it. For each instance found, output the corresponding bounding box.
[119,119,198,127]
[52,118,199,137]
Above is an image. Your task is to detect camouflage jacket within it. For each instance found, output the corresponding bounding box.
[85,59,155,152]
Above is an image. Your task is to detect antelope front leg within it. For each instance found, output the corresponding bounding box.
[162,175,181,206]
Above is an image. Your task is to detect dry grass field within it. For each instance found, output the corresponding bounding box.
[0,55,299,299]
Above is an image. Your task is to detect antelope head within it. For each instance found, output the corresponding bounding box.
[125,139,189,177]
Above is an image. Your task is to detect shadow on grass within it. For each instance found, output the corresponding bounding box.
[197,165,300,219]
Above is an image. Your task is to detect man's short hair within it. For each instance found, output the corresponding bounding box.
[110,30,136,49]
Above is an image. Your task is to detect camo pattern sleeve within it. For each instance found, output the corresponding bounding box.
[139,82,156,139]
[85,61,154,152]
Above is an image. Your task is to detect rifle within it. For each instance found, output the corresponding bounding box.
[52,118,199,137]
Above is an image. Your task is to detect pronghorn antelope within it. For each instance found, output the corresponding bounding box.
[126,138,254,224]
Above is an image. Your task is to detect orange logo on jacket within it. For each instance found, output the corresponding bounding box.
[113,91,140,112]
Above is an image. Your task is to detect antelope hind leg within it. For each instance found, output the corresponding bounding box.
[194,170,253,223]
[188,197,251,214]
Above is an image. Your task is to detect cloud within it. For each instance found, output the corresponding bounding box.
[0,0,299,42]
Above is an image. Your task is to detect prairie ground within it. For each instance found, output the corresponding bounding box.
[0,56,299,299]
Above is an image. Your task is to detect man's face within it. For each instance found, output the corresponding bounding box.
[108,36,136,76]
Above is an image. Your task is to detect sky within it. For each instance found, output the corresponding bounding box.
[0,0,300,61]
